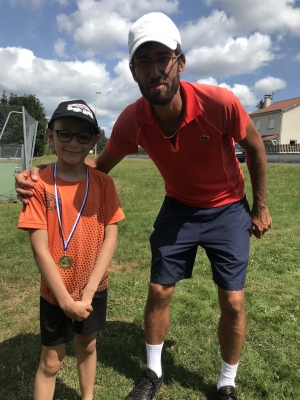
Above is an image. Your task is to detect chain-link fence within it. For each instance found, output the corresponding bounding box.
[0,105,38,200]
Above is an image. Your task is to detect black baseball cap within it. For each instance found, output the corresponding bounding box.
[48,100,99,135]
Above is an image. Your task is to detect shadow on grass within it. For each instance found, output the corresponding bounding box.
[1,323,216,399]
[0,333,80,400]
[95,320,217,399]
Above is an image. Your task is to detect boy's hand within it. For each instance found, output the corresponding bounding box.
[63,300,93,321]
[82,286,95,306]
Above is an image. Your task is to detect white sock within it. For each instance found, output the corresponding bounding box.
[146,342,164,378]
[217,360,239,390]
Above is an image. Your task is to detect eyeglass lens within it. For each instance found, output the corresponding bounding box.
[56,130,93,144]
[136,55,176,72]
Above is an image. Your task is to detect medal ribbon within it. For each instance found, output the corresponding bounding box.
[53,163,89,253]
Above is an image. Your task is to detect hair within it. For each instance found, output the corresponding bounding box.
[175,45,185,60]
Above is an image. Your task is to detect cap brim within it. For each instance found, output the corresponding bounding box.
[130,36,178,62]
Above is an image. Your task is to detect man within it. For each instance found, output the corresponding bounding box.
[16,12,272,400]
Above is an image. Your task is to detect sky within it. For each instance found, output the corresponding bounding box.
[0,0,300,137]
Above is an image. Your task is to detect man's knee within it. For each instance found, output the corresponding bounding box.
[147,282,175,309]
[218,288,245,317]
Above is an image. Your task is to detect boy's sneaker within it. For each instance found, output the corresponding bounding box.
[215,385,239,400]
[126,367,164,399]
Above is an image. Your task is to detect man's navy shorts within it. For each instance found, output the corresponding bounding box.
[149,196,252,291]
[40,289,107,347]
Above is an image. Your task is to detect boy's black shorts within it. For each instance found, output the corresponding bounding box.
[40,289,107,347]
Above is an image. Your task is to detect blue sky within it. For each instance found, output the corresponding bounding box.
[0,0,300,136]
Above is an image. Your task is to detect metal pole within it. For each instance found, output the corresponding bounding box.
[0,111,22,140]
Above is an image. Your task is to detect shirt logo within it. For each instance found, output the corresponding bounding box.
[200,135,209,141]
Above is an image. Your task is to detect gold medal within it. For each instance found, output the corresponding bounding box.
[58,255,73,269]
[53,164,89,272]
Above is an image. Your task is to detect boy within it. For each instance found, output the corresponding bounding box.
[18,100,125,400]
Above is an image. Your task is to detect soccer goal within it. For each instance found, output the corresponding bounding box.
[0,105,38,200]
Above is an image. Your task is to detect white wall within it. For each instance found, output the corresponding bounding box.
[281,105,300,144]
[266,153,300,163]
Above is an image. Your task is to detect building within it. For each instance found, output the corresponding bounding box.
[250,95,300,145]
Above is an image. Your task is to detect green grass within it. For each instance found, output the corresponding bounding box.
[0,159,300,399]
[0,162,20,200]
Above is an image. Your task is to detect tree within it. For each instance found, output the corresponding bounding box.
[96,128,108,153]
[0,91,47,156]
[0,90,8,105]
[256,100,264,109]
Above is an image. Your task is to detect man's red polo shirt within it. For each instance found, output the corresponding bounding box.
[106,81,250,208]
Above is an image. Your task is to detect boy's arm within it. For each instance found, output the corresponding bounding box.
[29,229,93,321]
[82,223,118,305]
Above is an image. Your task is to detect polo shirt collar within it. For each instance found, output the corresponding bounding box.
[137,81,203,126]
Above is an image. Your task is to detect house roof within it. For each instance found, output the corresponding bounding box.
[261,134,278,141]
[250,97,300,115]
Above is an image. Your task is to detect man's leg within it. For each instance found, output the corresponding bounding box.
[126,282,175,399]
[217,288,246,390]
[74,331,98,400]
[145,282,175,344]
[144,282,175,376]
[34,344,66,400]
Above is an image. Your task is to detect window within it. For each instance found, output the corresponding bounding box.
[255,120,260,130]
[290,140,297,146]
[268,118,275,129]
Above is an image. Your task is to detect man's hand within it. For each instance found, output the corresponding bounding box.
[62,299,93,321]
[251,205,272,239]
[15,166,41,204]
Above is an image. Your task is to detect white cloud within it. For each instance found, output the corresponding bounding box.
[196,77,257,110]
[253,76,287,95]
[181,10,236,49]
[54,38,67,58]
[185,33,274,78]
[209,0,300,36]
[197,77,218,85]
[56,0,179,58]
[293,53,300,61]
[0,47,133,119]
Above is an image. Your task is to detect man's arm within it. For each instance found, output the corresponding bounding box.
[16,148,123,203]
[238,120,272,238]
[15,167,42,204]
[81,223,118,305]
[29,229,93,320]
[94,147,124,174]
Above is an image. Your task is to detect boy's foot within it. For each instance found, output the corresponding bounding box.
[126,367,164,399]
[215,385,239,400]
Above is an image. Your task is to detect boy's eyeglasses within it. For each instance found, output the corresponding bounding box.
[130,54,181,74]
[52,129,94,144]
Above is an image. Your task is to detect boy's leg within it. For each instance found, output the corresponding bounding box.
[34,344,66,400]
[74,331,98,400]
[73,290,107,400]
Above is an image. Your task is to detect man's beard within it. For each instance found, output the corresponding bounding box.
[137,74,180,106]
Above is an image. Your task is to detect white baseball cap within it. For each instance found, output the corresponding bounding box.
[128,12,182,62]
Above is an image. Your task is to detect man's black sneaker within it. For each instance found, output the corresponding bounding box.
[216,385,239,400]
[126,367,164,399]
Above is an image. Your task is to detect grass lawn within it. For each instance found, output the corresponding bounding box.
[0,159,299,399]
